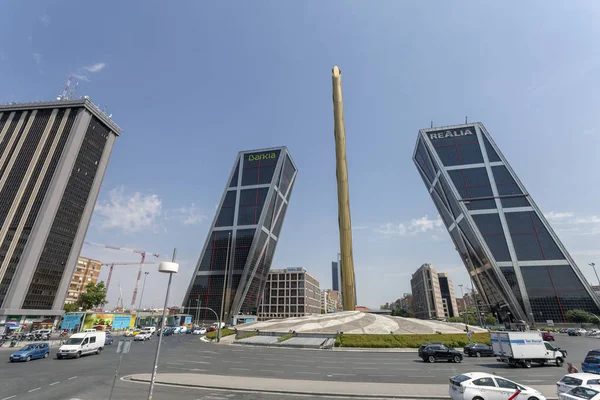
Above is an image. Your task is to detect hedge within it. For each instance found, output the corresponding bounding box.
[277,333,294,342]
[335,332,491,348]
[235,331,258,340]
[206,328,235,340]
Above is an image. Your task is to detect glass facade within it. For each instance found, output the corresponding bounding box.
[183,147,296,322]
[413,123,600,323]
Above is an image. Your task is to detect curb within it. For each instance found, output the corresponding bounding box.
[126,376,449,399]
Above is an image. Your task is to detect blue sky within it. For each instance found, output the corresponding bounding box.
[2,1,600,309]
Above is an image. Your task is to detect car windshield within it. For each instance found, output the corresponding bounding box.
[64,337,83,345]
[451,375,471,384]
[20,344,36,351]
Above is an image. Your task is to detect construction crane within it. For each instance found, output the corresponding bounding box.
[83,241,161,307]
[100,261,157,294]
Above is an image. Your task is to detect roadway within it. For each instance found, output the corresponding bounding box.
[0,332,596,399]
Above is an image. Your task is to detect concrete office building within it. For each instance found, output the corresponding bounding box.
[411,264,445,320]
[438,272,458,318]
[183,148,297,322]
[413,122,600,323]
[320,289,341,313]
[397,293,413,313]
[258,267,320,320]
[0,99,120,329]
[65,257,102,304]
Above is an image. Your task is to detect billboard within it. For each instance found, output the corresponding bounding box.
[81,313,136,331]
[61,313,84,330]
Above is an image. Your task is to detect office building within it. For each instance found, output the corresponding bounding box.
[183,147,297,322]
[411,264,445,319]
[258,267,320,320]
[397,293,413,313]
[438,273,458,318]
[0,99,120,328]
[331,261,339,291]
[65,257,102,304]
[320,289,341,313]
[413,122,600,323]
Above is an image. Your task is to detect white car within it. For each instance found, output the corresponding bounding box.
[179,326,188,334]
[192,327,207,335]
[449,372,545,400]
[143,327,156,335]
[557,374,600,395]
[134,332,151,341]
[559,386,600,400]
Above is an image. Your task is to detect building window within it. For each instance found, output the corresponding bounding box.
[505,212,564,261]
[472,214,511,262]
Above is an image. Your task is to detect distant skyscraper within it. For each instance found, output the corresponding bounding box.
[0,99,120,325]
[331,261,339,291]
[411,264,445,320]
[437,273,458,318]
[413,122,600,323]
[183,147,297,322]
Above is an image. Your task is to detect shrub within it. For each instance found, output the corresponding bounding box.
[206,328,235,340]
[335,332,491,348]
[235,331,258,340]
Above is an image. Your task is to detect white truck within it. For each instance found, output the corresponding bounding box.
[490,331,567,368]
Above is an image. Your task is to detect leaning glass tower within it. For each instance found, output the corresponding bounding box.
[413,123,600,323]
[183,147,297,323]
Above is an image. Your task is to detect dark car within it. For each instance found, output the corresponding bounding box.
[463,343,494,357]
[542,331,555,341]
[105,332,113,345]
[162,327,175,336]
[418,343,462,363]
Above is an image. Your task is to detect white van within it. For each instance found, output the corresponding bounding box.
[57,331,105,359]
[143,326,156,334]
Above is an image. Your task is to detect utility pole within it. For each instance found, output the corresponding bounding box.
[219,232,232,330]
[138,272,149,310]
[590,263,600,287]
[458,284,467,325]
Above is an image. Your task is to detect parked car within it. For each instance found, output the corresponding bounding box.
[582,349,600,374]
[193,327,207,335]
[105,332,114,345]
[449,372,545,400]
[9,342,50,362]
[568,329,579,337]
[419,343,462,363]
[559,386,600,400]
[162,327,175,336]
[542,331,555,341]
[557,373,600,395]
[180,326,188,334]
[463,343,494,357]
[207,326,217,333]
[57,331,105,359]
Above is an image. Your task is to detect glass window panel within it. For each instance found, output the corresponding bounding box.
[471,214,511,262]
[241,150,281,186]
[457,143,484,164]
[501,197,529,208]
[434,145,461,166]
[482,134,501,162]
[466,199,497,210]
[440,176,463,218]
[229,160,240,187]
[492,166,523,196]
[415,140,435,183]
[506,212,564,261]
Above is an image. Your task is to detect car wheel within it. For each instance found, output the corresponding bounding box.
[523,360,532,368]
[473,397,484,400]
[428,355,435,363]
[556,357,564,367]
[57,355,62,360]
[43,353,48,358]
[75,351,81,359]
[453,355,461,363]
[96,348,102,355]
[527,397,539,400]
[26,356,31,362]
[475,351,481,358]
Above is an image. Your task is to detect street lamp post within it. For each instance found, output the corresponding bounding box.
[197,307,221,341]
[219,232,232,329]
[195,298,201,326]
[458,284,467,326]
[590,263,600,287]
[138,272,149,311]
[148,249,178,400]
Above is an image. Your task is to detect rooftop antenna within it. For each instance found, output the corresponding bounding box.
[58,76,72,100]
[430,121,433,128]
[66,81,79,100]
[102,105,108,113]
[465,116,468,124]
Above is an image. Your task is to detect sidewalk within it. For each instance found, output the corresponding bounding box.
[126,373,559,399]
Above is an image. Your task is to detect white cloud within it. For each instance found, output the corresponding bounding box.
[572,216,600,224]
[166,204,207,226]
[545,211,574,221]
[39,14,50,26]
[83,63,106,73]
[32,53,42,64]
[377,215,443,236]
[94,186,162,233]
[72,74,90,82]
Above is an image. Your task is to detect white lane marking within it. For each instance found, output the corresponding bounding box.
[295,371,319,375]
[68,376,78,380]
[259,369,283,373]
[282,364,302,367]
[369,374,398,378]
[203,397,227,400]
[229,367,250,371]
[329,373,356,376]
[316,365,345,369]
[166,361,185,365]
[409,375,434,378]
[50,381,60,386]
[222,360,242,364]
[231,349,244,352]
[1,396,17,400]
[181,360,210,364]
[521,380,546,383]
[28,387,42,392]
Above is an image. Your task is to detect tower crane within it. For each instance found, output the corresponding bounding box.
[99,261,157,294]
[83,241,161,307]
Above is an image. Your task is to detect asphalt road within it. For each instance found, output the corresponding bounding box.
[0,332,596,400]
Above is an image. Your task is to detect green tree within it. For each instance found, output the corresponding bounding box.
[566,309,591,327]
[77,281,107,311]
[380,303,390,310]
[63,303,79,313]
[484,313,497,326]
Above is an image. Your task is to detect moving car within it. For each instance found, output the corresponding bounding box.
[144,326,156,335]
[162,327,175,336]
[9,342,50,362]
[559,386,600,400]
[124,329,141,337]
[542,331,555,341]
[134,331,151,341]
[463,343,494,357]
[57,331,105,359]
[449,372,545,400]
[582,349,600,374]
[193,327,207,335]
[557,373,600,395]
[419,343,462,363]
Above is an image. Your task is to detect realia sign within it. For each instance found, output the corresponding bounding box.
[428,128,475,140]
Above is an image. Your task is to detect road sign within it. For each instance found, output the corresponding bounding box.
[546,320,554,327]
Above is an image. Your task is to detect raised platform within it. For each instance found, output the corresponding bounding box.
[238,311,486,335]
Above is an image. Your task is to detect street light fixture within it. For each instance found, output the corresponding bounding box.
[148,249,178,400]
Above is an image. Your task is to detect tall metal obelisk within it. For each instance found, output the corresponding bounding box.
[332,66,356,311]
